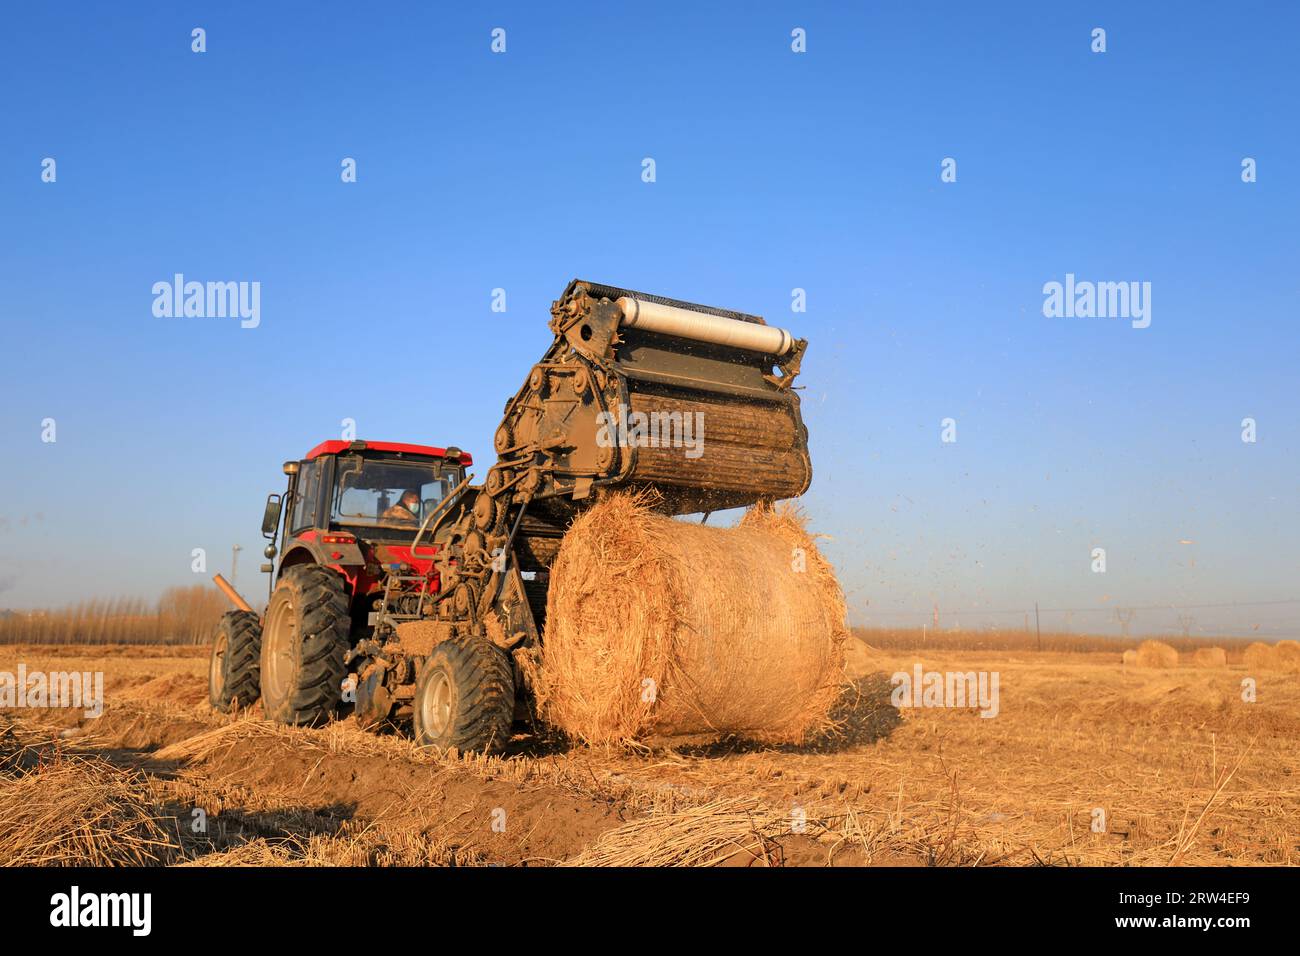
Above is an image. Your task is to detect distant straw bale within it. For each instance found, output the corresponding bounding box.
[1242,642,1277,671]
[1191,647,1227,668]
[1134,640,1179,669]
[1275,640,1300,672]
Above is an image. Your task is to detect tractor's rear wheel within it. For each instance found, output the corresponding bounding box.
[260,565,350,726]
[413,637,514,754]
[209,610,262,713]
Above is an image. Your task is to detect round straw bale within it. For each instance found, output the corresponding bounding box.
[1121,649,1137,666]
[539,492,847,745]
[1190,646,1227,668]
[1134,640,1179,669]
[1276,639,1300,672]
[1242,641,1277,671]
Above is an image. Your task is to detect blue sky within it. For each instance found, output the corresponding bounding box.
[1,2,1296,636]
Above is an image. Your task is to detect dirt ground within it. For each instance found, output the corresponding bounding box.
[1,639,1296,866]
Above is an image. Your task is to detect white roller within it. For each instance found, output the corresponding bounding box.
[616,296,794,356]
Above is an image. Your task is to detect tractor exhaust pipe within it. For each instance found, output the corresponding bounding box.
[616,296,795,356]
[213,573,254,613]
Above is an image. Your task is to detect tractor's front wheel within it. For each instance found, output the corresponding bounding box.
[413,637,515,754]
[260,565,350,726]
[209,610,262,713]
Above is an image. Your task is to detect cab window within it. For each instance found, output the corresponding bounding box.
[291,461,322,532]
[330,456,457,529]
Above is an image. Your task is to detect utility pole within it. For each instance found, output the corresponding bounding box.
[231,544,242,588]
[1115,607,1136,638]
[1035,602,1042,652]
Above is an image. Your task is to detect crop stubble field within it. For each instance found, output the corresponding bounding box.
[1,636,1296,867]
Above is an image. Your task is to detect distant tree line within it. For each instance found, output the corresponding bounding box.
[0,585,233,645]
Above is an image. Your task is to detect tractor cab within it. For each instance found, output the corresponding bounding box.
[259,440,471,608]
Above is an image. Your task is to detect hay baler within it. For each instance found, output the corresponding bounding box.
[210,280,810,754]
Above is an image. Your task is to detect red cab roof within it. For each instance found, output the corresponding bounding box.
[304,440,472,465]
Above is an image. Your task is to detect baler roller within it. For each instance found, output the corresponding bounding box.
[486,279,812,520]
[616,296,796,356]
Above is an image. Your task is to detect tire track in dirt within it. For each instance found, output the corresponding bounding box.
[55,701,860,865]
[61,705,626,864]
[191,735,629,864]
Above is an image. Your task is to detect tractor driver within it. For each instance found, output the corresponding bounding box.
[381,489,421,524]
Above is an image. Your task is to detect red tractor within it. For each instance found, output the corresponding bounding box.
[208,439,475,735]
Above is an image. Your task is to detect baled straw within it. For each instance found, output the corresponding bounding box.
[539,492,847,745]
[1134,640,1179,669]
[1275,640,1300,672]
[1243,641,1277,671]
[1191,647,1227,668]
